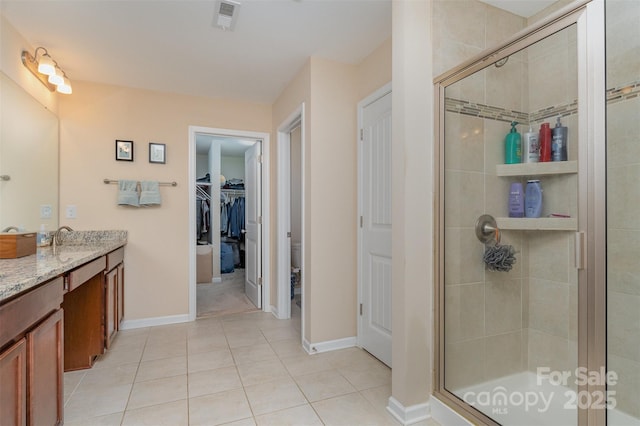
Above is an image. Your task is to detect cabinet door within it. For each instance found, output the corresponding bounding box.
[116,263,124,328]
[27,309,63,426]
[0,339,27,426]
[105,268,117,349]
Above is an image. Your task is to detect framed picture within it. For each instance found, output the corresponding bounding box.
[149,142,166,164]
[115,140,134,161]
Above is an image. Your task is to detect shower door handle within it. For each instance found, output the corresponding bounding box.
[575,231,585,270]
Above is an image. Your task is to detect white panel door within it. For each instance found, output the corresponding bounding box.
[359,90,392,367]
[244,142,262,309]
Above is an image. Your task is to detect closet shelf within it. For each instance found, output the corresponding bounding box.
[496,160,577,177]
[496,217,577,231]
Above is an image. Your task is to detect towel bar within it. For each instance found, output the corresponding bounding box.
[103,179,177,187]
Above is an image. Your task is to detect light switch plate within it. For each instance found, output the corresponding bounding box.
[40,204,52,219]
[65,205,77,219]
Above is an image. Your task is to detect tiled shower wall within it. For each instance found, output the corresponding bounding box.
[440,0,581,392]
[436,0,527,391]
[606,0,640,419]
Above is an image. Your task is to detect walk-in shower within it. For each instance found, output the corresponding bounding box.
[434,0,639,424]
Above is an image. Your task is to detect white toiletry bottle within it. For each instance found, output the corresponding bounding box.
[37,224,49,247]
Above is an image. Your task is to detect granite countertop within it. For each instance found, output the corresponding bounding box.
[0,230,127,303]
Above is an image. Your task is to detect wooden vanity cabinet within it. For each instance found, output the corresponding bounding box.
[0,277,64,426]
[0,339,27,426]
[104,247,124,349]
[27,309,63,426]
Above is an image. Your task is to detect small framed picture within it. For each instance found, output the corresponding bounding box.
[149,142,166,164]
[115,140,134,161]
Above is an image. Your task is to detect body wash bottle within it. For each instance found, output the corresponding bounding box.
[509,182,524,217]
[504,121,521,164]
[525,180,543,218]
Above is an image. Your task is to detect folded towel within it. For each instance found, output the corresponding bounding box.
[117,179,139,207]
[139,181,162,206]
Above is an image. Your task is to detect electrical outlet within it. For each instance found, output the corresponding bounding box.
[65,205,77,219]
[40,204,52,219]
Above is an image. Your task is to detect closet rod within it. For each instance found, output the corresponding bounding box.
[103,178,178,187]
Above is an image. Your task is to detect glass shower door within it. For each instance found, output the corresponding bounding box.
[606,1,640,425]
[439,22,580,425]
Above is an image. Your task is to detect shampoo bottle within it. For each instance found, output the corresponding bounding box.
[508,182,524,217]
[505,121,522,164]
[523,124,539,163]
[539,122,552,162]
[525,180,543,218]
[551,116,568,161]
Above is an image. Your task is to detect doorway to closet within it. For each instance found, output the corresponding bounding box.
[188,127,270,320]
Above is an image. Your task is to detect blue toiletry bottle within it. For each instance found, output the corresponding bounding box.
[505,121,522,164]
[509,182,524,217]
[525,180,543,218]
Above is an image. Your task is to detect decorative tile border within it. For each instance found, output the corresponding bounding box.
[446,80,639,124]
[607,81,640,105]
[445,98,528,123]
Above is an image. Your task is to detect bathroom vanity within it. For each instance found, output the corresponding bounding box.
[0,230,127,426]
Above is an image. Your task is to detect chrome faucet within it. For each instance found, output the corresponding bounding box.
[52,226,74,247]
[1,226,20,232]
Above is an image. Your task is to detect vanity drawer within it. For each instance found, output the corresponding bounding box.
[106,247,124,271]
[0,276,63,348]
[67,256,106,292]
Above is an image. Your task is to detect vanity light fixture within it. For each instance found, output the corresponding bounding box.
[21,47,72,94]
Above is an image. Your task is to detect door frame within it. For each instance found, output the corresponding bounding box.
[275,104,305,328]
[357,82,392,352]
[188,126,271,321]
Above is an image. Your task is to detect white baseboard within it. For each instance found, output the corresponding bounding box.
[303,336,356,355]
[213,277,222,283]
[270,305,286,319]
[387,396,430,425]
[430,395,473,426]
[120,314,191,330]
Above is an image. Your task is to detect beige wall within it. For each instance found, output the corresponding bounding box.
[391,0,434,408]
[271,59,311,326]
[58,80,271,321]
[270,39,390,343]
[0,15,57,113]
[307,57,359,343]
[357,37,392,99]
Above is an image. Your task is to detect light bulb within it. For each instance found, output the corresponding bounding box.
[37,54,56,75]
[57,77,72,94]
[48,69,64,86]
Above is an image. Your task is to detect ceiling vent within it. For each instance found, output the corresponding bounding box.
[215,0,241,31]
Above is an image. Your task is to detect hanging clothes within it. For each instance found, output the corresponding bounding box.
[220,202,229,236]
[229,198,241,238]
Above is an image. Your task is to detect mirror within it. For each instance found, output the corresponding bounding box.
[0,71,59,232]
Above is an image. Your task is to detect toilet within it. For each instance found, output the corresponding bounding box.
[291,242,302,272]
[291,242,302,298]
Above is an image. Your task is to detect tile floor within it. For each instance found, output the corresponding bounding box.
[63,302,440,425]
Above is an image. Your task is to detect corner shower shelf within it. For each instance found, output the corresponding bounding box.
[496,217,577,231]
[496,160,578,177]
